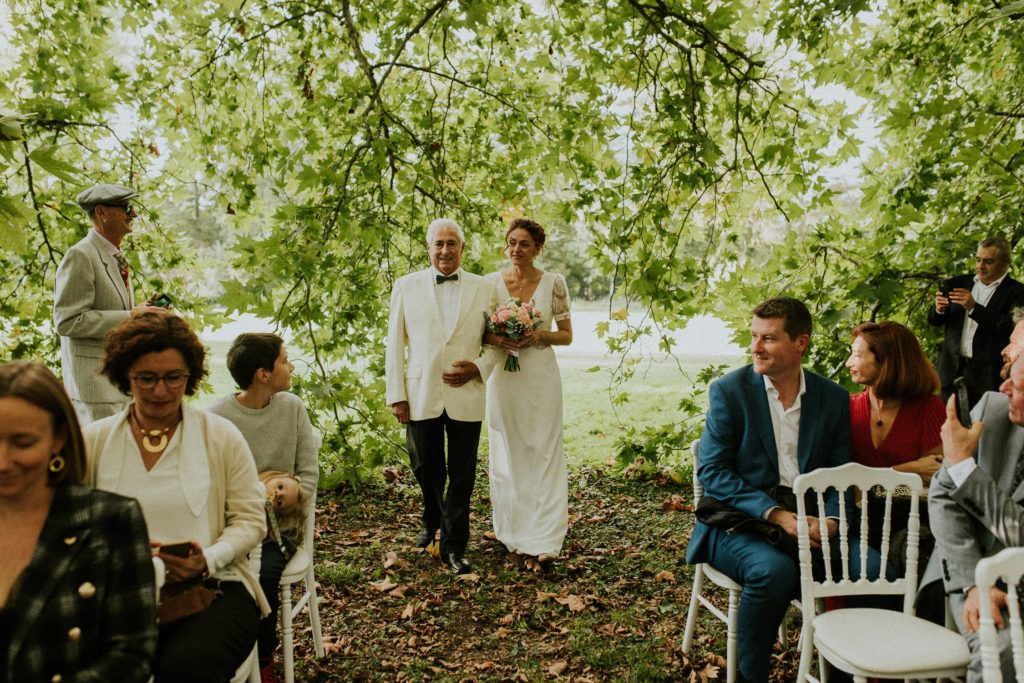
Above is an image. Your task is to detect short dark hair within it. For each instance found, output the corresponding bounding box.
[852,321,940,400]
[506,217,546,248]
[979,236,1011,262]
[751,297,812,340]
[226,333,284,390]
[0,361,86,486]
[101,308,207,396]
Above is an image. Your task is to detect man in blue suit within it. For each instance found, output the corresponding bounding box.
[686,297,852,682]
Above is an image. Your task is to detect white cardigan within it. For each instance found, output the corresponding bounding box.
[84,404,270,616]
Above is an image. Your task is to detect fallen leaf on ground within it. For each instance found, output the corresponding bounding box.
[455,572,480,583]
[536,591,559,603]
[389,584,410,598]
[369,579,398,592]
[654,570,676,583]
[548,660,568,675]
[700,662,721,679]
[382,466,403,482]
[383,551,407,569]
[555,594,586,612]
[400,601,425,619]
[662,494,691,512]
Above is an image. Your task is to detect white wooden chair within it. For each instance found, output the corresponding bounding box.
[793,462,970,682]
[681,439,796,682]
[279,500,325,683]
[976,547,1024,682]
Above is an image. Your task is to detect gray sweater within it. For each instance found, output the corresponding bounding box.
[207,392,319,502]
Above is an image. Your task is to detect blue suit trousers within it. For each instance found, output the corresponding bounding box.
[705,527,887,681]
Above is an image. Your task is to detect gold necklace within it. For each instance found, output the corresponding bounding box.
[131,408,174,454]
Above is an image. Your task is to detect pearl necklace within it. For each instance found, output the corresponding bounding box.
[131,408,175,454]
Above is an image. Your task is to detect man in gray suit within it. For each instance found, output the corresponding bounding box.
[928,350,1024,680]
[54,184,139,425]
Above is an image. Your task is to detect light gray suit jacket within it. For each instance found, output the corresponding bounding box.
[926,391,1024,593]
[53,230,133,402]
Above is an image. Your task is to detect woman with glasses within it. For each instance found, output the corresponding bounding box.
[83,308,268,683]
[0,360,157,682]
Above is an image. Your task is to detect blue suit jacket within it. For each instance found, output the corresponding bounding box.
[686,364,852,564]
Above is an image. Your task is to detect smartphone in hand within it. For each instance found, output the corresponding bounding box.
[953,377,972,428]
[158,541,192,558]
[149,292,173,308]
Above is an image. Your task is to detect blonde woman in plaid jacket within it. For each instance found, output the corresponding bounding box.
[0,361,157,683]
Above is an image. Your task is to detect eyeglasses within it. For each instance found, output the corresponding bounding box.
[104,203,134,214]
[129,371,190,389]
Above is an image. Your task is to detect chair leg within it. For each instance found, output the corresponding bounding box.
[306,567,324,658]
[797,618,814,681]
[281,583,295,683]
[726,587,739,683]
[682,565,706,654]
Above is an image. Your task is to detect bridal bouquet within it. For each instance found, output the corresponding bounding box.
[484,297,544,372]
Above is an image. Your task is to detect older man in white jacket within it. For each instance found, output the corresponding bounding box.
[385,218,501,574]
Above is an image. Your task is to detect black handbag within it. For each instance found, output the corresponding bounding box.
[695,495,799,559]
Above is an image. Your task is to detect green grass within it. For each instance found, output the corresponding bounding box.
[195,334,743,470]
[558,353,741,467]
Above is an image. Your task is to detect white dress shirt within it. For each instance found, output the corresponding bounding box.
[433,267,462,337]
[763,369,807,488]
[959,274,1006,357]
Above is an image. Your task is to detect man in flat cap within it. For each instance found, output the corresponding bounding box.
[54,183,140,425]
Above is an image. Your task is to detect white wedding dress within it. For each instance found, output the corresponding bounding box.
[486,270,571,556]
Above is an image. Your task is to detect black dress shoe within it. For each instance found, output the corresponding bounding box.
[412,528,436,548]
[445,552,471,575]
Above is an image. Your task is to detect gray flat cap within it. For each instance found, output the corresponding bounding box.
[76,183,138,211]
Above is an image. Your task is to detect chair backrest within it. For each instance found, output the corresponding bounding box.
[690,439,703,507]
[302,493,317,554]
[793,463,923,612]
[975,547,1024,683]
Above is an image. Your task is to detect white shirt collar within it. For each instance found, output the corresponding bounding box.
[975,273,1007,290]
[762,368,807,399]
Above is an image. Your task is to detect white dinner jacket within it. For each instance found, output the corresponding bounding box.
[53,230,133,402]
[385,268,501,422]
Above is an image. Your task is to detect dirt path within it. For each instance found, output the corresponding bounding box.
[287,464,800,681]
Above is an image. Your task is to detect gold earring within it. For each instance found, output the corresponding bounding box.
[49,454,66,473]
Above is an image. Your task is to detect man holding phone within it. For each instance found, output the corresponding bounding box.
[929,236,1024,408]
[54,184,142,425]
[926,352,1024,680]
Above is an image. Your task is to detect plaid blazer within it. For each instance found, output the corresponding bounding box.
[3,484,157,683]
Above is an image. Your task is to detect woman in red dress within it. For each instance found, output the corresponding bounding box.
[846,321,943,554]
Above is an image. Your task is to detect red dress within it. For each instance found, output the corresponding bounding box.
[849,391,944,467]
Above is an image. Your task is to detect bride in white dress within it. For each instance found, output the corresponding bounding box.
[485,218,573,562]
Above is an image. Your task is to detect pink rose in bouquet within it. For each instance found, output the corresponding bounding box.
[483,297,544,371]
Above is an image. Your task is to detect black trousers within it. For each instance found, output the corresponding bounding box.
[406,410,482,554]
[257,540,288,660]
[155,581,259,683]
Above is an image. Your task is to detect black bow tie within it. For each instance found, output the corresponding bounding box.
[436,273,459,284]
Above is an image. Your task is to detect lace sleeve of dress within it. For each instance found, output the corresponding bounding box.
[551,273,571,321]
